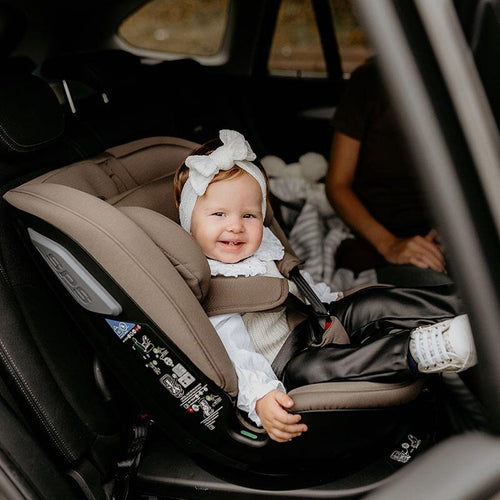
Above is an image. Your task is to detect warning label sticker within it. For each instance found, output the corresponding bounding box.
[105,319,136,339]
[119,324,224,431]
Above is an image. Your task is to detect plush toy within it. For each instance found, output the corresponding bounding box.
[260,152,328,183]
[261,152,333,218]
[297,152,328,183]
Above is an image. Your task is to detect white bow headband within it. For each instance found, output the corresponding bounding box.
[179,129,267,232]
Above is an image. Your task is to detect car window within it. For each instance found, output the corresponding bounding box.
[329,0,372,74]
[268,0,372,77]
[268,0,326,77]
[118,0,229,58]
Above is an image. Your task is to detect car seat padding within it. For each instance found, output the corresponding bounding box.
[4,182,238,396]
[289,379,425,410]
[118,205,211,302]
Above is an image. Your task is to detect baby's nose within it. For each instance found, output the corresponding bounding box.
[227,217,244,232]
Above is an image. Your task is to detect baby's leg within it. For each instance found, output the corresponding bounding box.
[330,284,464,344]
[284,314,476,389]
[283,284,468,389]
[283,329,413,388]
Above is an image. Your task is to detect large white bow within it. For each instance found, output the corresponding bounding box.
[185,129,256,196]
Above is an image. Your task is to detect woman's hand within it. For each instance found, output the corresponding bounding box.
[379,229,446,272]
[255,390,308,443]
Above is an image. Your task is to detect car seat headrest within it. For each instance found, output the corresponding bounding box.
[41,49,142,95]
[0,74,63,154]
[0,3,34,76]
[0,2,26,58]
[118,206,211,302]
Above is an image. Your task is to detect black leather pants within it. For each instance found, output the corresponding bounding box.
[283,284,465,389]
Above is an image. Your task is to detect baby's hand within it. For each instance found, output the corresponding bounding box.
[255,390,308,443]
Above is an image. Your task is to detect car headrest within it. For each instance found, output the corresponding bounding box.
[0,2,26,57]
[41,49,143,95]
[0,2,34,76]
[0,74,64,154]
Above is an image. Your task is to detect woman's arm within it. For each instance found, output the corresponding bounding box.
[325,131,445,272]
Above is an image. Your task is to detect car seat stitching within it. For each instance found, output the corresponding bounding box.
[0,337,77,461]
[0,121,62,151]
[0,261,12,288]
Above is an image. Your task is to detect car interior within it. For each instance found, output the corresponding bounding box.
[0,1,499,499]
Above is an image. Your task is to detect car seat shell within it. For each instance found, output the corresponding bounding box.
[3,135,430,474]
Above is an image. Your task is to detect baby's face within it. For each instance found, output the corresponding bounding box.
[190,172,264,263]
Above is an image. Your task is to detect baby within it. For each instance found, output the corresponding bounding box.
[174,129,477,443]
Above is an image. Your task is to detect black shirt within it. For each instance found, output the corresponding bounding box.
[332,60,432,237]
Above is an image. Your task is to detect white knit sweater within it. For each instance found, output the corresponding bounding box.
[241,261,301,363]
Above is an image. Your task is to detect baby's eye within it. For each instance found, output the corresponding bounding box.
[212,212,225,217]
[243,213,256,219]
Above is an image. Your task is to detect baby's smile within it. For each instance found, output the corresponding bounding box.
[219,240,244,248]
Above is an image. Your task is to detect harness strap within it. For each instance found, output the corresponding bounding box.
[271,288,331,381]
[289,267,330,321]
[288,267,330,318]
[272,267,343,380]
[271,317,316,380]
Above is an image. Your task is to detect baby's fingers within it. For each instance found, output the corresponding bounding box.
[278,411,303,425]
[268,423,307,443]
[273,413,308,434]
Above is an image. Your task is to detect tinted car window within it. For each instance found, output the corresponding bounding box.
[268,0,371,77]
[118,0,229,57]
[330,0,372,74]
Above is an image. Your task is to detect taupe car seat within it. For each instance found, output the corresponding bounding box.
[3,135,434,476]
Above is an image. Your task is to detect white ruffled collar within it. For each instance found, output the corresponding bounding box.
[208,227,285,277]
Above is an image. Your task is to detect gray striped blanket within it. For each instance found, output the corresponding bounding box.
[269,176,377,293]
